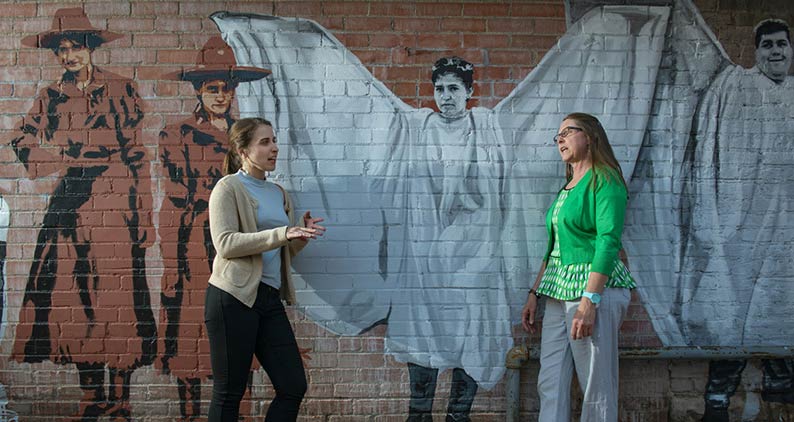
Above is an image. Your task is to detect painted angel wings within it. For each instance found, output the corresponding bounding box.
[209,1,749,353]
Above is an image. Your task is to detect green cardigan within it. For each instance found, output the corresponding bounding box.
[542,168,628,275]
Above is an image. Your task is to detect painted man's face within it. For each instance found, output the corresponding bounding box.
[199,80,236,117]
[755,31,792,83]
[56,39,92,74]
[433,73,472,119]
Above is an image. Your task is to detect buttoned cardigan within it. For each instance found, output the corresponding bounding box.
[542,168,628,275]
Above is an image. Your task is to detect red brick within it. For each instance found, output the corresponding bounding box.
[350,48,392,64]
[107,17,155,32]
[157,49,198,65]
[15,51,46,67]
[534,18,567,35]
[100,65,136,79]
[233,2,276,14]
[511,3,567,18]
[416,34,461,49]
[369,3,416,17]
[463,3,511,17]
[493,83,516,98]
[109,48,157,65]
[418,81,434,97]
[369,33,415,48]
[335,34,370,48]
[463,33,510,48]
[134,34,179,48]
[80,2,132,17]
[490,50,537,66]
[13,17,51,34]
[274,1,323,17]
[440,18,487,32]
[131,1,179,16]
[416,3,464,17]
[323,2,369,16]
[136,65,171,80]
[0,20,12,34]
[479,65,512,80]
[512,34,559,49]
[486,18,536,33]
[0,99,37,114]
[383,65,423,81]
[391,82,418,97]
[2,3,37,17]
[394,17,440,32]
[155,17,203,32]
[345,17,393,32]
[315,16,345,31]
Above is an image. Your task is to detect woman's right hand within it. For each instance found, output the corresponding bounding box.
[286,225,321,240]
[521,292,539,334]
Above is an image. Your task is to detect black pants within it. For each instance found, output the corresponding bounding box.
[407,363,478,422]
[205,283,307,421]
[705,358,794,408]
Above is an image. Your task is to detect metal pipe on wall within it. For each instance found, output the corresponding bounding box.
[505,345,530,422]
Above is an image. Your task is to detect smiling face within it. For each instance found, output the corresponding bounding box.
[199,80,236,117]
[555,119,590,164]
[56,38,92,74]
[433,73,473,119]
[240,123,278,178]
[755,30,792,83]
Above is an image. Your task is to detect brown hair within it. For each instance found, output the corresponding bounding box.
[562,112,627,190]
[223,117,273,175]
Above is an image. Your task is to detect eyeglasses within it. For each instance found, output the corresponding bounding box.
[553,126,583,144]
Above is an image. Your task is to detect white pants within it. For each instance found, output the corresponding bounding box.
[537,288,631,422]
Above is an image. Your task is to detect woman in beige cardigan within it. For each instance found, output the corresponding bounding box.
[205,117,325,421]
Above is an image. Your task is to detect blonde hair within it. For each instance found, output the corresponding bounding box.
[562,112,627,190]
[223,117,273,175]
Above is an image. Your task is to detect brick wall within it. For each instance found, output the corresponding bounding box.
[0,1,790,421]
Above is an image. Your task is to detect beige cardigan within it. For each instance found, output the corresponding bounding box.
[208,174,307,307]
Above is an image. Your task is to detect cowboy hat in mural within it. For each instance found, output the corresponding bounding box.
[163,36,271,83]
[20,7,123,49]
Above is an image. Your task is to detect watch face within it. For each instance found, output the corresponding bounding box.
[584,292,601,303]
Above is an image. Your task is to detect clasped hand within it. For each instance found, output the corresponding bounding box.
[285,211,326,240]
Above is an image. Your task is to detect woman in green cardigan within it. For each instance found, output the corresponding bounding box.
[521,112,635,421]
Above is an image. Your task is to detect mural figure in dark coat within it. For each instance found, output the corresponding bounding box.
[7,7,155,422]
[678,18,794,422]
[158,36,270,421]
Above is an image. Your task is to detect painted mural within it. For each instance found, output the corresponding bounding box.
[0,0,791,421]
[6,7,155,421]
[677,18,794,421]
[213,0,794,419]
[213,3,668,420]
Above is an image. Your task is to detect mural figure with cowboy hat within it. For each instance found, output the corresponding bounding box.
[158,36,271,421]
[8,7,155,421]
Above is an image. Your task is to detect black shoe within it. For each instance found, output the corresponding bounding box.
[702,405,729,422]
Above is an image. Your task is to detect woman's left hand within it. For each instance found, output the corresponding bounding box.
[302,211,326,237]
[571,300,597,340]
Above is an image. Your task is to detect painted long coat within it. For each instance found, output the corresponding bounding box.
[157,112,229,379]
[11,67,155,369]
